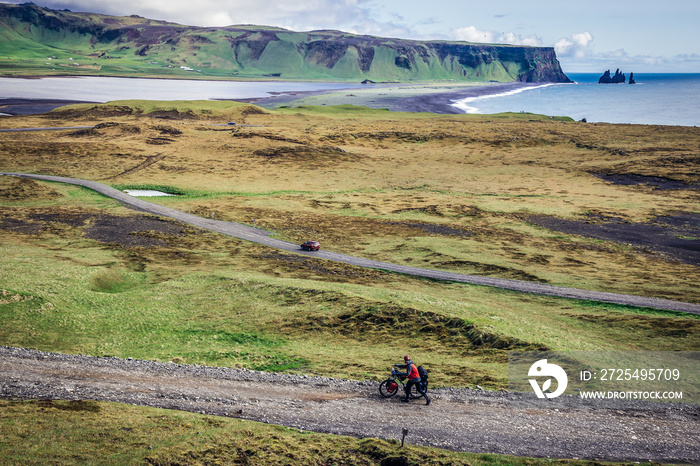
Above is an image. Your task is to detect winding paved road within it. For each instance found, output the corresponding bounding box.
[3,172,699,315]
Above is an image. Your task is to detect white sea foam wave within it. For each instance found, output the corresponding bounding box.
[451,83,560,114]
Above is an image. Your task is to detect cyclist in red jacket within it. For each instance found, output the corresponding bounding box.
[394,355,430,405]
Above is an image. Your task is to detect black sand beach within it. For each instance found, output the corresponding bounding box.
[1,82,535,116]
[380,82,536,114]
[0,98,95,116]
[229,81,538,114]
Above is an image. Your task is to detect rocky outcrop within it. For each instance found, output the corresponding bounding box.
[0,3,571,83]
[598,69,627,84]
[629,72,636,84]
[598,71,611,83]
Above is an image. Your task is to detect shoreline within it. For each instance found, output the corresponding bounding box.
[1,81,544,117]
[243,81,540,114]
[390,82,540,114]
[0,98,97,116]
[450,83,560,114]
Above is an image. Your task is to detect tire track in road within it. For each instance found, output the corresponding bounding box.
[3,172,699,315]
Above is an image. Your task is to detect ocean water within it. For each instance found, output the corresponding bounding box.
[452,73,700,126]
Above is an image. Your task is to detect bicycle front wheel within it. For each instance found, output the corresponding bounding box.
[379,379,399,398]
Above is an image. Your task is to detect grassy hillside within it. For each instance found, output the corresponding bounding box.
[2,399,629,466]
[1,99,698,464]
[1,101,698,387]
[0,3,571,83]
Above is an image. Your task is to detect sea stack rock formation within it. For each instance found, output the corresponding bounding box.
[598,69,626,84]
[629,72,636,84]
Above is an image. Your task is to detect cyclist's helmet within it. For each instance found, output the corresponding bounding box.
[404,355,410,362]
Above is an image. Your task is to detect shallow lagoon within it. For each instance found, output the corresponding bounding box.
[0,76,362,102]
[123,190,175,197]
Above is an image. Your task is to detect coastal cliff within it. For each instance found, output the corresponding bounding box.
[0,3,571,83]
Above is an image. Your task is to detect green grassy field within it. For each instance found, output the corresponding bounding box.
[2,177,697,388]
[1,102,698,382]
[2,399,645,466]
[1,101,698,464]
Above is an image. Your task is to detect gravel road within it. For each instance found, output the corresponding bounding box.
[2,172,699,315]
[2,346,698,463]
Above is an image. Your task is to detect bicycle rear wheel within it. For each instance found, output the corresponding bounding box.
[379,379,399,398]
[409,383,421,399]
[409,381,429,399]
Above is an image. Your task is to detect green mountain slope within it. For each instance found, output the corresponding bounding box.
[0,3,571,83]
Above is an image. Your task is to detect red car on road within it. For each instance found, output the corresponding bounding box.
[301,240,320,251]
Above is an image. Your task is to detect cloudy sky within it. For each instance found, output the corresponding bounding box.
[4,0,699,72]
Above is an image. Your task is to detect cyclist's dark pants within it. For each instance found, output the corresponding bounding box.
[404,377,429,401]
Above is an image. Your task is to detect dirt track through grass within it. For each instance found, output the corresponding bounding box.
[2,346,699,464]
[3,172,698,315]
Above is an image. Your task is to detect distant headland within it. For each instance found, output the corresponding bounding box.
[0,2,571,84]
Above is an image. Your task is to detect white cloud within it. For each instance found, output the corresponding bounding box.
[498,32,541,47]
[554,31,593,58]
[203,11,235,27]
[451,28,692,73]
[453,26,496,43]
[559,48,700,73]
[552,32,700,73]
[453,26,541,46]
[345,19,414,38]
[13,0,375,29]
[641,56,665,66]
